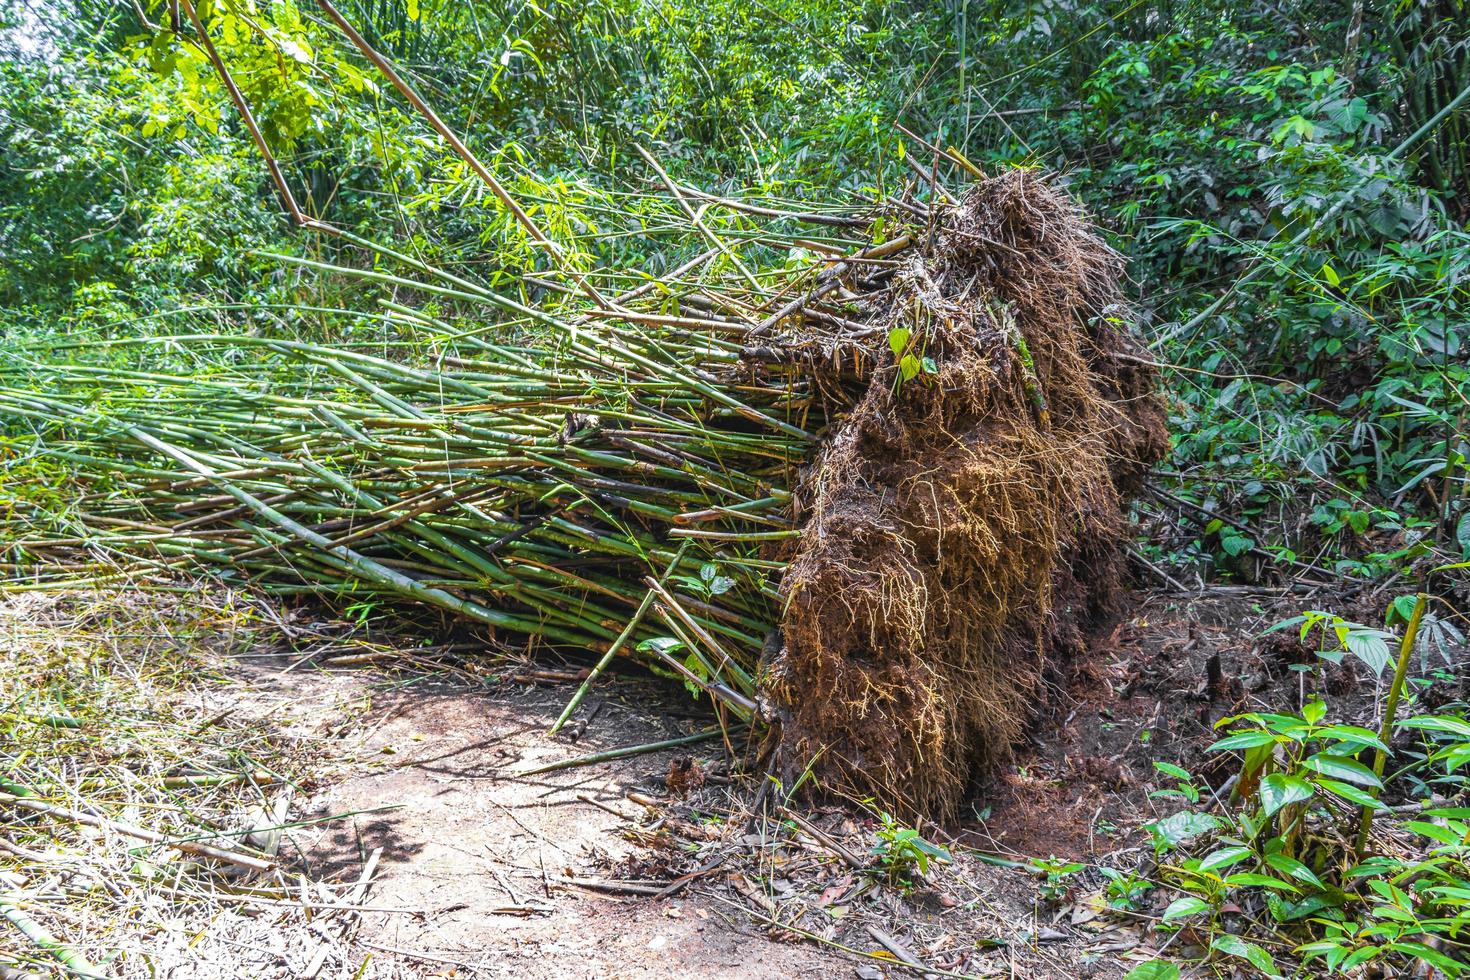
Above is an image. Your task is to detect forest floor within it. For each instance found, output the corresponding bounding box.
[2,581,1387,979]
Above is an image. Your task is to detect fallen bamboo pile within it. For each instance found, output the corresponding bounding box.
[0,186,879,723]
[2,169,1167,816]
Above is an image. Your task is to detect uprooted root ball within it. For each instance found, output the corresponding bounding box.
[761,170,1169,819]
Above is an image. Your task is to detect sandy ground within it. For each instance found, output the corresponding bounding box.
[16,584,1372,978]
[235,654,843,979]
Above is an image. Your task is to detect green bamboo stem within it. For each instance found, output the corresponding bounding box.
[549,541,692,734]
[1356,592,1429,857]
[3,244,814,682]
[0,897,108,979]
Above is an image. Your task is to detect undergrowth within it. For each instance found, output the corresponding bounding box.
[3,0,1465,584]
[1009,583,1470,979]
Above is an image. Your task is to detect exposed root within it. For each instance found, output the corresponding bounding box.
[761,170,1169,818]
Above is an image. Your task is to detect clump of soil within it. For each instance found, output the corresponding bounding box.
[762,170,1169,818]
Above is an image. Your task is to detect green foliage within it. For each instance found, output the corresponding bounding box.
[1266,603,1464,677]
[0,46,278,309]
[6,0,1462,584]
[1097,866,1151,911]
[1122,963,1179,980]
[675,561,736,599]
[1028,854,1085,904]
[868,809,951,888]
[1143,596,1470,978]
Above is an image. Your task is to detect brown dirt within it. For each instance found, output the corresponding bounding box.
[4,586,1171,979]
[27,580,1432,978]
[235,658,839,979]
[253,648,1152,980]
[765,171,1169,819]
[962,582,1466,866]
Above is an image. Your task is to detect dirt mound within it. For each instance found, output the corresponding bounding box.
[761,170,1168,818]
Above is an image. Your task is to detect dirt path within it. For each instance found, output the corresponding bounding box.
[234,655,841,978]
[225,590,1289,979]
[14,585,1330,978]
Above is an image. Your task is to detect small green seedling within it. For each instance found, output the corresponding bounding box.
[869,808,951,888]
[1030,855,1085,903]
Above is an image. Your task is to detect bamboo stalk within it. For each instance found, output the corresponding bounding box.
[518,728,734,776]
[550,541,692,734]
[0,898,108,979]
[1356,592,1429,857]
[0,793,275,873]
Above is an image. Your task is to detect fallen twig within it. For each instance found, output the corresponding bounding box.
[867,925,935,975]
[555,876,670,897]
[0,793,275,872]
[518,728,732,777]
[778,806,864,869]
[651,854,728,899]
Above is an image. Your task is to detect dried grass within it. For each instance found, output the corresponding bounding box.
[0,589,387,978]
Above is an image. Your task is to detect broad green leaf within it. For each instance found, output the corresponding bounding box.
[1153,761,1191,781]
[887,327,911,356]
[1209,730,1277,751]
[1259,773,1313,817]
[1424,884,1470,904]
[1387,942,1462,975]
[1403,820,1465,847]
[1318,724,1389,752]
[1262,615,1307,635]
[1146,811,1221,852]
[1391,594,1422,624]
[1344,630,1391,675]
[1301,698,1325,725]
[1252,712,1311,734]
[1277,893,1345,921]
[1302,752,1381,787]
[1122,962,1179,980]
[1435,744,1470,772]
[1398,715,1470,738]
[1316,777,1387,810]
[1212,933,1281,977]
[1263,852,1324,889]
[1221,532,1252,556]
[1424,807,1470,819]
[1199,845,1252,872]
[909,836,952,861]
[1346,856,1402,878]
[1161,896,1208,921]
[1222,872,1300,892]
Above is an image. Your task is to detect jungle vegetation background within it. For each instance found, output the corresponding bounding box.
[2,0,1465,575]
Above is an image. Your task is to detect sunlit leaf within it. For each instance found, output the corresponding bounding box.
[1259,773,1313,817]
[1302,752,1381,787]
